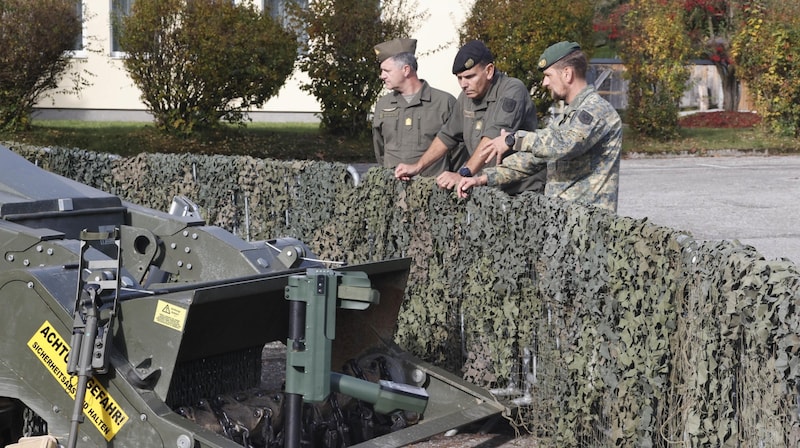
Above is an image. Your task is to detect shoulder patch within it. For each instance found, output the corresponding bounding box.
[502,98,517,113]
[578,110,594,125]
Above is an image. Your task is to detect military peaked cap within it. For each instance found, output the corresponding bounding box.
[374,38,417,63]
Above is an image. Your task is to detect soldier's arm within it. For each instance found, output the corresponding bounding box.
[372,124,385,166]
[395,136,450,181]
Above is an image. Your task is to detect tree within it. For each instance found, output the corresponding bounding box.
[0,0,84,131]
[460,0,595,120]
[618,0,691,140]
[289,0,425,137]
[119,0,298,135]
[732,0,800,136]
[683,0,742,110]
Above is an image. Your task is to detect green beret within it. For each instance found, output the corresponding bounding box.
[537,41,581,71]
[452,40,494,74]
[374,38,417,63]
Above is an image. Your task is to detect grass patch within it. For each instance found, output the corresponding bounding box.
[1,117,798,162]
[623,126,800,156]
[1,120,374,162]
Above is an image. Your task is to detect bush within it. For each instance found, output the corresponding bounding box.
[289,0,424,137]
[119,0,298,136]
[0,0,83,131]
[732,0,800,137]
[618,0,692,141]
[460,0,595,123]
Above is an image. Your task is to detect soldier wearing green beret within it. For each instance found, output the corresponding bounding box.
[394,40,544,195]
[372,38,460,177]
[457,41,622,212]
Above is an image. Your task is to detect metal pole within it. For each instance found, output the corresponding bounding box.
[67,292,100,448]
[284,299,306,448]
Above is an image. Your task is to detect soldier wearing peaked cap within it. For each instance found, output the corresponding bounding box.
[394,39,545,195]
[372,38,461,177]
[457,41,623,212]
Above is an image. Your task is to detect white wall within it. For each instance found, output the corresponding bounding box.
[35,0,472,122]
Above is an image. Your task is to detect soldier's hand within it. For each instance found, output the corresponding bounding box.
[395,163,419,181]
[479,130,513,166]
[436,171,462,190]
[456,175,487,199]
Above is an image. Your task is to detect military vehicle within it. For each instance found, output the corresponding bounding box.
[0,146,503,448]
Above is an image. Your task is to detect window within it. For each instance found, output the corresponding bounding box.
[264,0,307,22]
[111,0,134,56]
[71,0,86,56]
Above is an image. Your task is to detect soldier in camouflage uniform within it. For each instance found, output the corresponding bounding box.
[372,38,459,177]
[457,41,622,212]
[395,40,544,195]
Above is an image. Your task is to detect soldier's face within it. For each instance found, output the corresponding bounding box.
[380,58,406,92]
[456,63,494,99]
[542,66,568,102]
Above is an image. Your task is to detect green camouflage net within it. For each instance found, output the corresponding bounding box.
[9,143,800,447]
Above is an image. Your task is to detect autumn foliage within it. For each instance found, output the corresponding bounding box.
[617,0,692,140]
[732,0,800,137]
[460,0,595,119]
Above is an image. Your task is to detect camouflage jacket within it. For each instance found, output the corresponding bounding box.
[485,85,622,211]
[372,81,457,177]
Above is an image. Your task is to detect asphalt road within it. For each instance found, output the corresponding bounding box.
[617,153,800,263]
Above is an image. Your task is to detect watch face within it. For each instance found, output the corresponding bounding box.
[505,133,515,148]
[458,167,472,177]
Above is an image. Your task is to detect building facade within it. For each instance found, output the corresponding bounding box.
[34,0,470,122]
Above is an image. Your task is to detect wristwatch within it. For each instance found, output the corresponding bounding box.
[458,167,472,177]
[504,132,516,149]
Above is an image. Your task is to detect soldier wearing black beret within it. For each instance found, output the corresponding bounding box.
[372,38,460,177]
[395,40,545,195]
[457,41,623,212]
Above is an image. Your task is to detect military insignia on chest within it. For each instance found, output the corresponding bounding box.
[405,117,412,126]
[475,120,483,131]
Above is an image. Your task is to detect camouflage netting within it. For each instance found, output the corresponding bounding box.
[9,143,800,447]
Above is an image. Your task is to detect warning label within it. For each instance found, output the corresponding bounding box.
[153,300,187,332]
[27,321,129,441]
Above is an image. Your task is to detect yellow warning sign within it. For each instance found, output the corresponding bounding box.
[153,299,187,332]
[27,321,129,441]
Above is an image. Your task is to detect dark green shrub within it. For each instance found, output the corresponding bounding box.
[288,0,424,137]
[119,0,298,136]
[0,0,83,131]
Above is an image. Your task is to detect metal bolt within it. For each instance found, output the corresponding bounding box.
[186,264,192,270]
[176,435,192,448]
[171,243,177,249]
[182,230,189,237]
[140,414,147,422]
[36,245,43,252]
[6,254,13,262]
[184,247,191,253]
[191,233,198,240]
[177,261,183,267]
[27,282,34,289]
[23,259,30,266]
[47,248,54,255]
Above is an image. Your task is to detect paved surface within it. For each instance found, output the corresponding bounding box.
[617,153,800,263]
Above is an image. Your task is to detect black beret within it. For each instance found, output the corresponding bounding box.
[452,40,494,74]
[374,38,417,63]
[538,41,581,71]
